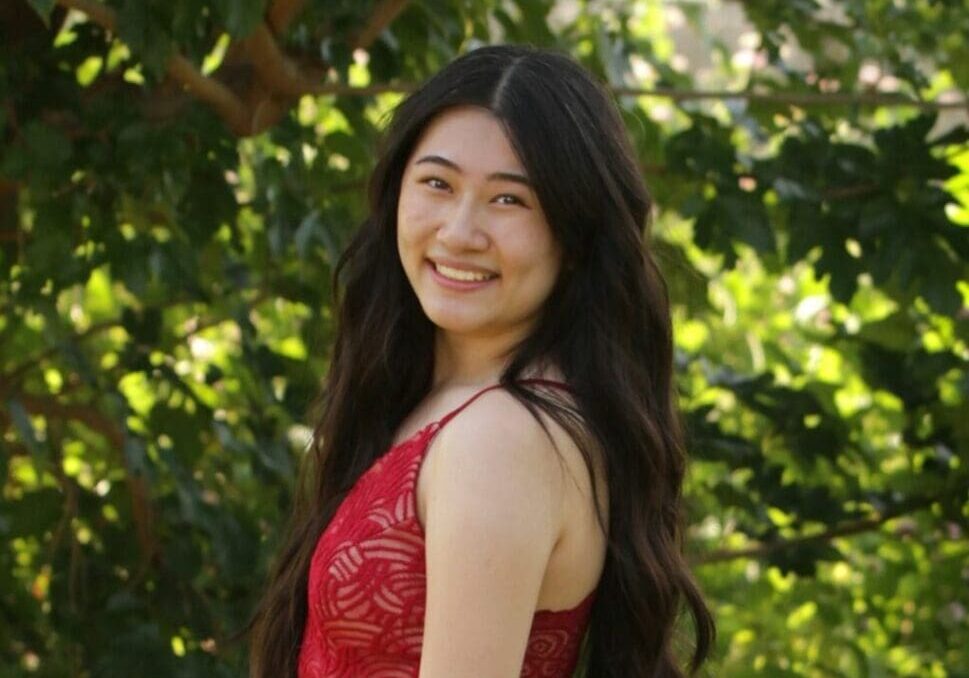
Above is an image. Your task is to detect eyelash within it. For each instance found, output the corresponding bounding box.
[419,177,526,207]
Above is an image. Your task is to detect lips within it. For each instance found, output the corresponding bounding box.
[427,257,499,277]
[427,259,499,290]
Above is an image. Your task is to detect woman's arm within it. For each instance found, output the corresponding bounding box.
[418,390,566,678]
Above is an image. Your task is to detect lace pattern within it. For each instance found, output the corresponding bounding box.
[298,382,596,677]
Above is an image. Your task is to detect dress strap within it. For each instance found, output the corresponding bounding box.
[434,378,571,430]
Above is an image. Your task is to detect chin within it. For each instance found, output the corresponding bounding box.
[426,313,485,334]
[420,304,488,334]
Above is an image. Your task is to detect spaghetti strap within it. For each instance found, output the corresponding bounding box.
[434,378,572,429]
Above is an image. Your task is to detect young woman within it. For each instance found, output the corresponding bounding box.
[246,44,715,677]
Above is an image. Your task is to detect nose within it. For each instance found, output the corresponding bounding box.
[435,196,488,250]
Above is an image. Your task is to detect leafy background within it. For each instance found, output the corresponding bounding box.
[1,0,967,675]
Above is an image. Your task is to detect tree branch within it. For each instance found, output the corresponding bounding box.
[49,0,966,137]
[46,418,82,614]
[1,318,119,387]
[610,85,969,112]
[352,0,410,50]
[693,497,937,565]
[1,286,273,391]
[230,79,966,112]
[821,182,880,200]
[242,23,321,99]
[266,0,307,36]
[242,0,415,102]
[55,0,252,135]
[166,55,251,134]
[4,390,159,580]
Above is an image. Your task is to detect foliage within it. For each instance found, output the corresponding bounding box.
[1,0,967,675]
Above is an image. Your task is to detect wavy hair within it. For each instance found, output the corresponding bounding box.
[243,44,715,677]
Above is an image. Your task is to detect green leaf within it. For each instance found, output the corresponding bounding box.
[121,306,162,345]
[21,121,71,175]
[5,399,44,459]
[117,0,173,78]
[26,0,57,24]
[215,0,268,38]
[857,312,918,351]
[6,488,62,537]
[720,193,776,254]
[858,197,896,238]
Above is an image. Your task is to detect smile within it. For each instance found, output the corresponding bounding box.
[425,259,501,292]
[433,262,498,282]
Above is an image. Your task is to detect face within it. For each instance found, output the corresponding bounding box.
[396,106,562,343]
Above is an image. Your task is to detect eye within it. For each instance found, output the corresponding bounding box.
[419,176,450,191]
[494,193,527,207]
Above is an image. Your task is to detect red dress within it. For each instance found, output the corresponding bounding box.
[298,379,597,677]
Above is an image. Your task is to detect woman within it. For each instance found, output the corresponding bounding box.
[246,44,715,677]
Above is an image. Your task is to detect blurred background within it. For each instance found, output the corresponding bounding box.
[1,0,967,675]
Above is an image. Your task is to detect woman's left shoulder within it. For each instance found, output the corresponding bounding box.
[440,386,566,465]
[429,385,582,511]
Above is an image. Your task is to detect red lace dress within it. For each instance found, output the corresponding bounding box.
[297,379,597,677]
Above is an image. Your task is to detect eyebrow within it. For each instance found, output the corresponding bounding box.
[414,154,533,188]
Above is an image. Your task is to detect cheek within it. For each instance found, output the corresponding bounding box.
[396,198,423,253]
[397,193,435,245]
[505,226,560,276]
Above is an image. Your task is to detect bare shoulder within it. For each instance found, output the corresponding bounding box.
[426,387,571,519]
[440,386,568,453]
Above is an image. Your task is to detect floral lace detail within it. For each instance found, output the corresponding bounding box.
[298,381,596,677]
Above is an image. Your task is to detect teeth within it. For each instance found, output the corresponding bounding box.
[434,263,497,282]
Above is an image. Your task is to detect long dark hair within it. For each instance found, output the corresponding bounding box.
[244,44,715,677]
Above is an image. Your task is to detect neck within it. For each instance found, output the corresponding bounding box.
[431,329,511,389]
[431,326,558,391]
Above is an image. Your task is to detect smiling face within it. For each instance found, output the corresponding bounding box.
[396,106,563,346]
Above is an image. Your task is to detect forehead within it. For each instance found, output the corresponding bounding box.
[408,106,526,173]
